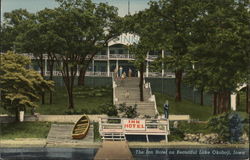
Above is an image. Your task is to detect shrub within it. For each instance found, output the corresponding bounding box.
[118,103,139,118]
[208,111,244,143]
[168,127,185,141]
[100,103,118,116]
[176,121,211,134]
[80,108,89,114]
[93,122,101,142]
[90,109,99,114]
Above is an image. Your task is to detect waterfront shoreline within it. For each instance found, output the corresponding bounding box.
[0,139,248,148]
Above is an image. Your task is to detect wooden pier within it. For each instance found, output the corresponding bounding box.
[99,118,170,142]
[94,141,133,160]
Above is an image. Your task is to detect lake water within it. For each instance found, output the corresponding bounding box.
[0,147,249,160]
[1,0,151,20]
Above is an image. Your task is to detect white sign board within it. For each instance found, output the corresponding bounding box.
[108,33,140,46]
[123,119,146,131]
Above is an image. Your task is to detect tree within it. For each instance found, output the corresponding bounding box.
[15,8,65,105]
[187,0,250,114]
[76,1,122,86]
[148,0,201,102]
[2,9,34,52]
[48,0,120,109]
[129,41,150,101]
[0,52,54,121]
[4,9,50,104]
[124,10,157,102]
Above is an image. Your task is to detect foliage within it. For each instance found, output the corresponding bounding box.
[168,127,185,141]
[5,0,121,109]
[1,9,35,52]
[0,52,54,120]
[185,0,250,114]
[99,103,118,117]
[118,103,138,118]
[0,122,51,139]
[178,121,211,134]
[93,122,101,142]
[145,0,203,101]
[208,112,244,143]
[168,121,212,141]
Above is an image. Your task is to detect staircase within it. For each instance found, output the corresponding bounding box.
[113,77,157,117]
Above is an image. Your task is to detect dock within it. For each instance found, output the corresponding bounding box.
[94,141,133,160]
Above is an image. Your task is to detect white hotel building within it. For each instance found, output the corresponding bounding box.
[27,33,174,78]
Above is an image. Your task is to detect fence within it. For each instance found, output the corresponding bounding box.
[47,76,213,106]
[145,77,213,106]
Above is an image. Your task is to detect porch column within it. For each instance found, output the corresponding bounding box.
[116,60,118,70]
[231,93,237,111]
[161,50,164,77]
[107,46,110,77]
[146,52,149,77]
[45,57,48,76]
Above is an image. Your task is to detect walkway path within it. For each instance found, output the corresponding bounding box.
[46,124,94,147]
[94,141,133,160]
[114,77,156,117]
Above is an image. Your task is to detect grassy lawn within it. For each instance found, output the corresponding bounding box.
[36,86,112,115]
[155,92,213,121]
[0,122,51,139]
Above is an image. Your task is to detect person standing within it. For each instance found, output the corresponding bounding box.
[119,66,123,78]
[114,67,118,79]
[128,68,132,77]
[164,100,170,119]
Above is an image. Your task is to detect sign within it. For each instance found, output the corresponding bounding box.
[108,33,140,46]
[123,119,146,131]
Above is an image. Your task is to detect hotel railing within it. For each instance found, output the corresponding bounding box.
[147,55,159,60]
[85,72,108,76]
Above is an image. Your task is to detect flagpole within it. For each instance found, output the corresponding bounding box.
[128,0,130,15]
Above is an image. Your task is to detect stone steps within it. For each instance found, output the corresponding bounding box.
[115,78,156,117]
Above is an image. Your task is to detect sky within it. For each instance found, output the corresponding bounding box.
[1,0,151,21]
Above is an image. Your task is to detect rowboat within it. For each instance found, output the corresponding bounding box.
[72,115,90,139]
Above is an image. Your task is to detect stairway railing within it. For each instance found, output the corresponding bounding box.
[112,73,118,105]
[147,81,159,115]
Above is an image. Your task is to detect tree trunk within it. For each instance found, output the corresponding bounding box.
[67,87,74,109]
[217,91,230,114]
[49,61,54,104]
[47,54,55,104]
[213,92,218,115]
[78,55,95,86]
[78,65,88,86]
[61,61,76,110]
[200,88,204,106]
[236,93,240,106]
[15,107,19,122]
[39,56,45,105]
[247,84,250,114]
[139,62,144,101]
[175,70,182,102]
